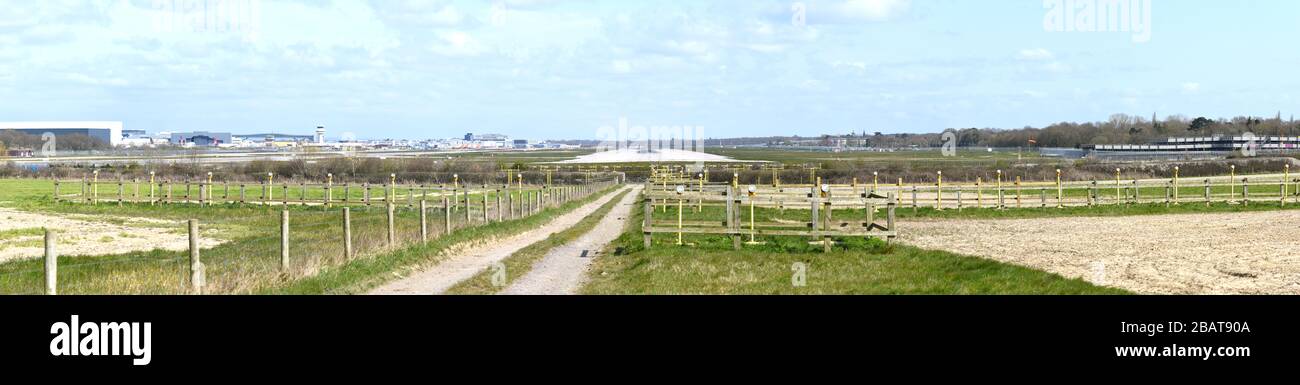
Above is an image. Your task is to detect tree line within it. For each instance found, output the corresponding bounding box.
[877,113,1300,149]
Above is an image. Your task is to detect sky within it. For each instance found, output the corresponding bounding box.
[1,0,1298,140]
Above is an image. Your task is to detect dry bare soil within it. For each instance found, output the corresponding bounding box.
[0,207,223,263]
[899,210,1300,294]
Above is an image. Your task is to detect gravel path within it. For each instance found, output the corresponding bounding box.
[500,185,643,295]
[898,210,1300,294]
[368,186,631,295]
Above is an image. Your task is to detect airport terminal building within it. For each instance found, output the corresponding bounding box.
[0,121,123,147]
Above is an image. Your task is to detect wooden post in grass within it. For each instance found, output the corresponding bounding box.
[1205,179,1211,207]
[1229,165,1236,202]
[911,186,918,214]
[1243,178,1250,206]
[343,207,353,260]
[420,200,428,243]
[496,190,503,222]
[643,196,653,248]
[507,189,514,219]
[1056,169,1063,208]
[1173,166,1180,205]
[935,171,943,210]
[189,219,203,295]
[44,228,56,295]
[280,210,289,273]
[976,177,982,208]
[996,170,1004,209]
[444,197,452,234]
[483,193,489,223]
[886,193,896,242]
[465,190,472,223]
[728,186,740,250]
[387,203,396,248]
[1170,182,1180,208]
[1015,176,1022,209]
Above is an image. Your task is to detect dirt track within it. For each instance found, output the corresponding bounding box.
[500,186,642,295]
[899,210,1300,294]
[368,186,630,295]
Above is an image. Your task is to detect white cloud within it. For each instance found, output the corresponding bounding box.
[430,30,483,56]
[65,73,129,87]
[1018,48,1054,61]
[611,60,632,74]
[1182,82,1201,93]
[831,0,911,22]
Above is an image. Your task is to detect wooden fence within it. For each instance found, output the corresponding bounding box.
[647,166,1300,212]
[642,183,898,252]
[27,177,619,295]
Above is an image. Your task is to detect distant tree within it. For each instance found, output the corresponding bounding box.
[1188,117,1214,134]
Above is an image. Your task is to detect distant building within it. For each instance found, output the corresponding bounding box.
[513,139,531,149]
[0,121,123,146]
[314,127,325,144]
[5,148,35,158]
[234,133,315,142]
[171,132,233,146]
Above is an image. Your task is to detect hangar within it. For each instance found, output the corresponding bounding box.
[0,121,123,147]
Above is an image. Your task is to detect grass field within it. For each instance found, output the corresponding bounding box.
[0,178,615,294]
[582,192,1129,295]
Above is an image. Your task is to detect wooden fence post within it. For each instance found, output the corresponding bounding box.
[189,219,203,295]
[343,207,353,260]
[44,228,56,295]
[280,210,290,273]
[483,193,489,223]
[1243,178,1250,206]
[643,196,653,249]
[387,203,396,248]
[444,197,452,234]
[886,193,897,243]
[420,200,428,243]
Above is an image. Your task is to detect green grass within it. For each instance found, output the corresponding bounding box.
[444,189,632,295]
[0,227,44,240]
[582,193,1130,295]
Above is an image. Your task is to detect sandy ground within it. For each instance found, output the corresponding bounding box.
[500,185,642,295]
[898,210,1300,294]
[0,207,223,263]
[368,186,632,295]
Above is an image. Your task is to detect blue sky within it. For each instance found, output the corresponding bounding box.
[1,0,1298,140]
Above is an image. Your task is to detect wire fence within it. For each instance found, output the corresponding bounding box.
[4,179,619,295]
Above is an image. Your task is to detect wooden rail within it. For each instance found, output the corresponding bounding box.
[642,184,897,252]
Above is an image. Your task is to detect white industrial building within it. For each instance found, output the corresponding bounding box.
[0,121,123,146]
